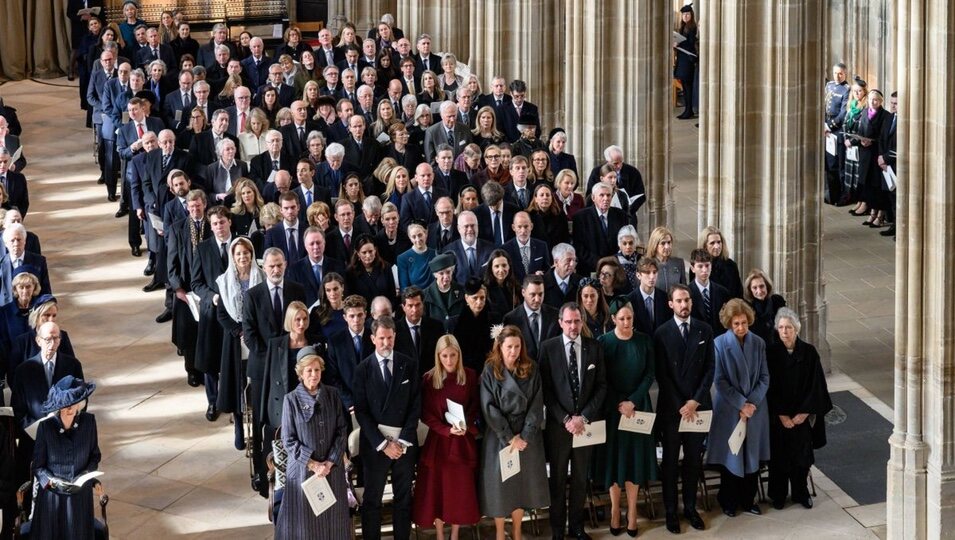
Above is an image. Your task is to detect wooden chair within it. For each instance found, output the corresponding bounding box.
[15,479,109,539]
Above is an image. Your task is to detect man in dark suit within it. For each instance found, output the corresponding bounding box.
[353,316,421,540]
[137,131,190,287]
[628,257,673,336]
[399,163,447,230]
[314,28,344,70]
[411,33,442,76]
[539,302,607,540]
[324,295,374,410]
[426,196,458,251]
[442,210,494,284]
[473,180,518,247]
[878,91,898,238]
[393,287,443,377]
[255,65,295,108]
[572,183,628,275]
[249,130,296,186]
[196,23,237,68]
[0,150,30,217]
[424,101,473,161]
[653,284,714,533]
[325,98,354,143]
[688,249,730,332]
[181,80,219,133]
[134,27,176,69]
[224,86,254,138]
[315,143,353,194]
[500,79,541,142]
[0,118,27,172]
[4,224,51,295]
[153,170,192,322]
[122,130,157,256]
[240,37,275,90]
[342,115,382,178]
[286,227,346,307]
[431,145,468,198]
[161,70,194,131]
[325,199,371,263]
[188,110,238,171]
[503,156,536,209]
[116,97,164,195]
[585,145,647,220]
[502,211,551,282]
[86,49,117,181]
[292,160,333,220]
[478,76,512,110]
[503,275,560,361]
[241,247,306,494]
[264,192,307,263]
[543,243,582,310]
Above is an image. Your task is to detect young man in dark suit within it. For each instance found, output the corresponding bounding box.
[628,257,673,336]
[324,295,374,411]
[653,284,715,534]
[0,150,30,218]
[393,286,443,377]
[502,275,560,361]
[538,302,607,540]
[688,248,730,332]
[353,315,421,540]
[263,192,307,263]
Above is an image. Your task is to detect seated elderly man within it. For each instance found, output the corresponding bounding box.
[2,223,50,296]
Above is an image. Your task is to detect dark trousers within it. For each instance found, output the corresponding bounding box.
[124,180,141,248]
[768,459,809,503]
[361,446,416,540]
[544,424,592,535]
[679,74,695,117]
[717,467,759,512]
[204,373,219,406]
[102,139,119,197]
[659,419,706,514]
[249,377,267,480]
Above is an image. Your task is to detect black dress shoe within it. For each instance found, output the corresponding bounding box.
[880,226,896,236]
[796,496,813,509]
[745,504,762,515]
[131,246,142,257]
[205,404,219,421]
[116,207,129,218]
[107,194,118,202]
[97,177,106,185]
[772,499,785,510]
[684,511,704,530]
[665,512,680,533]
[722,508,737,518]
[187,373,201,387]
[143,280,163,292]
[143,258,155,276]
[252,473,268,496]
[155,308,172,323]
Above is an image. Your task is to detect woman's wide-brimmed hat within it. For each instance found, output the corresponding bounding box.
[41,375,96,414]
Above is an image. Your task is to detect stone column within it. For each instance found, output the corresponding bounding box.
[697,0,829,366]
[824,0,895,92]
[467,0,563,133]
[886,1,954,537]
[396,0,470,59]
[562,0,674,233]
[330,0,395,36]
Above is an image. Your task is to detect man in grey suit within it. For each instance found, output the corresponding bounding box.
[423,100,472,162]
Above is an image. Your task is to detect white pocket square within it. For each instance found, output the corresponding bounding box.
[401,379,409,384]
[587,364,596,371]
[698,340,705,345]
[533,256,543,261]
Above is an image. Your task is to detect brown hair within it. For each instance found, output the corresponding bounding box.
[719,298,756,329]
[486,325,534,381]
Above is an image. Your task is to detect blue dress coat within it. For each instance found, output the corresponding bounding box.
[706,330,770,477]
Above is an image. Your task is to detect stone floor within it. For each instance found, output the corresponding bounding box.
[0,78,893,538]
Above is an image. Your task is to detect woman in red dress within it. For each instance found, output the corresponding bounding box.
[412,335,481,539]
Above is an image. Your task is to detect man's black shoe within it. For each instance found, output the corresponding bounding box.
[155,309,172,323]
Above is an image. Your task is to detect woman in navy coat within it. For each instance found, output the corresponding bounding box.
[706,299,770,517]
[32,376,102,540]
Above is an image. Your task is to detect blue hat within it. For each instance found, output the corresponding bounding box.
[296,346,319,362]
[31,293,56,310]
[12,264,39,280]
[41,376,96,414]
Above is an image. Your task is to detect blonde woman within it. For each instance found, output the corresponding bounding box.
[238,108,270,161]
[646,226,686,294]
[229,178,265,236]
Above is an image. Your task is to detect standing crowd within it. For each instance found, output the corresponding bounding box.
[50,1,841,538]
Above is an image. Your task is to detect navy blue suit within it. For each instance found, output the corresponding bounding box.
[628,288,673,337]
[162,90,194,131]
[315,162,353,194]
[116,117,165,162]
[441,239,495,284]
[263,223,307,263]
[286,256,346,307]
[502,237,552,282]
[1,172,30,217]
[240,55,276,90]
[11,352,84,430]
[324,327,374,411]
[135,44,176,70]
[473,203,518,246]
[399,187,448,231]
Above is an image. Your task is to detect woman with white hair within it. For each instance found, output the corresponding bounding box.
[203,138,249,203]
[615,225,643,291]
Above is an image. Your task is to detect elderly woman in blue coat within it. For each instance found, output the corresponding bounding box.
[706,299,770,517]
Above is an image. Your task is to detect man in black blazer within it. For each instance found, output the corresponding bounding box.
[240,37,275,90]
[138,131,190,287]
[426,196,459,251]
[878,92,898,238]
[478,76,512,111]
[263,192,307,263]
[134,27,176,70]
[653,284,715,533]
[255,65,295,108]
[543,243,582,310]
[502,275,560,361]
[4,223,51,295]
[688,249,730,332]
[539,302,607,540]
[412,33,442,78]
[585,146,647,219]
[325,199,371,263]
[353,316,421,540]
[572,183,628,275]
[292,160,333,222]
[441,210,494,284]
[249,130,296,186]
[500,79,541,142]
[324,295,374,410]
[315,28,344,70]
[279,100,320,159]
[431,145,468,199]
[315,144,353,193]
[116,97,164,202]
[286,227,347,307]
[161,70,194,131]
[196,24,237,68]
[502,211,551,282]
[628,257,673,336]
[0,150,30,217]
[399,163,447,230]
[342,115,383,178]
[241,247,306,494]
[393,287,443,377]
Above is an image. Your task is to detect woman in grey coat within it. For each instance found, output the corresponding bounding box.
[706,299,770,517]
[646,226,686,294]
[275,347,351,540]
[479,325,549,540]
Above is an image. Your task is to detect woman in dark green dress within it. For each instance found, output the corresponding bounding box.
[596,301,656,536]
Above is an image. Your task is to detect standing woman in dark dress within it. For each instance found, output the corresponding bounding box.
[453,278,493,373]
[229,179,264,237]
[674,5,698,119]
[32,376,102,540]
[275,348,351,539]
[346,234,396,306]
[766,308,832,510]
[743,269,787,344]
[527,183,570,248]
[596,301,656,536]
[577,278,613,338]
[216,237,265,450]
[483,249,521,324]
[547,129,578,178]
[853,89,892,227]
[412,335,481,539]
[696,226,743,299]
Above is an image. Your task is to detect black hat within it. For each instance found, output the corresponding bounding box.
[316,95,337,108]
[134,90,157,107]
[517,112,538,128]
[854,76,868,87]
[680,4,694,13]
[428,253,455,273]
[464,277,484,296]
[41,376,96,414]
[548,127,565,141]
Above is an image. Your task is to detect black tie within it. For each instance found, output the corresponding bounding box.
[272,287,283,327]
[529,312,540,345]
[681,322,689,342]
[447,129,454,148]
[162,153,171,170]
[411,325,420,356]
[272,160,280,171]
[441,228,450,248]
[298,127,306,146]
[220,242,228,266]
[568,341,580,403]
[152,48,158,60]
[702,288,712,320]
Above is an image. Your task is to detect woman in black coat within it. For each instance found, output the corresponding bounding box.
[261,302,311,433]
[527,183,570,248]
[32,376,102,540]
[766,308,832,510]
[345,234,397,307]
[483,249,522,324]
[852,89,892,227]
[674,5,698,119]
[744,269,787,345]
[452,279,494,373]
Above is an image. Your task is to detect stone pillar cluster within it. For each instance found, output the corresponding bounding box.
[823,0,896,93]
[397,0,469,59]
[697,0,829,366]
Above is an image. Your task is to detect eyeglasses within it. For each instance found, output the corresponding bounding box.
[485,154,501,159]
[39,335,61,344]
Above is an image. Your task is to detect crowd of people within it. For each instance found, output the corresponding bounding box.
[0,0,847,538]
